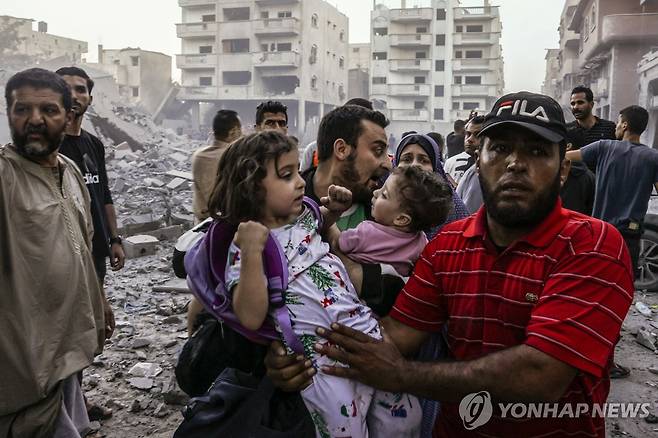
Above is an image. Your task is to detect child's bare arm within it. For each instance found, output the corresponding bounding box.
[232,221,270,331]
[320,184,352,229]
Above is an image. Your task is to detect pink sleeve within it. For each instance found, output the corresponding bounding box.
[338,223,370,254]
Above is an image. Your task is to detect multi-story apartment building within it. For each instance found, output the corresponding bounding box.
[96,47,172,115]
[348,43,371,100]
[638,49,658,147]
[0,15,87,62]
[542,49,561,99]
[544,0,658,124]
[370,0,504,135]
[176,0,349,136]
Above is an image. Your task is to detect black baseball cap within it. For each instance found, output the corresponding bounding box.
[479,92,568,143]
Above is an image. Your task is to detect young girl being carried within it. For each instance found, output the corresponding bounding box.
[208,131,421,438]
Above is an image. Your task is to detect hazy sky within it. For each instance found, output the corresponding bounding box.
[2,0,563,92]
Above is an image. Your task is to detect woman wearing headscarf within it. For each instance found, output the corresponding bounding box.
[394,132,470,239]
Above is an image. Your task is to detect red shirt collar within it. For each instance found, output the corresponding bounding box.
[463,199,570,249]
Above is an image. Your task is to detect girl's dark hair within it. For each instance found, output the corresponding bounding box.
[393,166,453,232]
[208,131,296,224]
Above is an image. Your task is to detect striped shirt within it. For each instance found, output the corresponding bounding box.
[390,201,634,437]
[568,118,616,146]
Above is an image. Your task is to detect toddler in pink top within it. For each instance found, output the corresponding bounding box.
[329,165,453,277]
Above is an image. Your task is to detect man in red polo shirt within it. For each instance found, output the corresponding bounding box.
[266,92,634,437]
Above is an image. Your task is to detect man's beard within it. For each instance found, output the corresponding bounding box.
[340,153,376,204]
[572,109,590,120]
[480,170,561,228]
[12,125,63,159]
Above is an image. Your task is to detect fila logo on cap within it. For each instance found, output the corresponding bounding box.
[496,100,550,123]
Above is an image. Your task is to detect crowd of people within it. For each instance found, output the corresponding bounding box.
[0,64,655,438]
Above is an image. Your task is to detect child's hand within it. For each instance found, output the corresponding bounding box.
[321,184,352,214]
[234,221,269,253]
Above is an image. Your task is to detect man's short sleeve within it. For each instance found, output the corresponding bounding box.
[579,141,602,169]
[525,224,633,378]
[388,240,446,332]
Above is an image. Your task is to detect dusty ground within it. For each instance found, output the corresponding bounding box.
[84,242,658,438]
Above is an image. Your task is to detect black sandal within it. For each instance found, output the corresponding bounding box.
[609,363,630,379]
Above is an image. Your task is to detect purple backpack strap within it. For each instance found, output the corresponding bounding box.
[302,196,323,229]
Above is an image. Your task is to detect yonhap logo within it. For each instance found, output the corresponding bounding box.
[459,391,493,430]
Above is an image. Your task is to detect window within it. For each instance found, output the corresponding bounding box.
[452,101,460,110]
[374,27,388,36]
[199,45,213,54]
[435,34,445,46]
[340,30,345,41]
[463,102,479,110]
[309,45,318,63]
[223,39,250,53]
[352,47,360,53]
[278,11,292,18]
[311,14,318,27]
[466,25,483,33]
[434,108,444,120]
[455,50,463,58]
[465,50,483,59]
[436,8,446,20]
[456,25,463,32]
[454,75,462,84]
[372,77,387,85]
[339,57,345,68]
[132,87,139,97]
[373,52,388,60]
[202,14,216,22]
[465,76,482,84]
[414,76,426,84]
[261,43,269,51]
[223,71,251,85]
[223,7,250,21]
[416,27,427,33]
[277,42,292,51]
[434,85,444,97]
[261,11,269,19]
[130,56,139,66]
[414,101,425,109]
[311,75,317,88]
[415,51,426,59]
[199,77,212,86]
[435,60,445,71]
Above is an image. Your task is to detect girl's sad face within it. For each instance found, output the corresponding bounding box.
[260,150,306,228]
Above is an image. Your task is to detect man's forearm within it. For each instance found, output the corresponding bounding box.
[399,344,576,403]
[105,204,119,237]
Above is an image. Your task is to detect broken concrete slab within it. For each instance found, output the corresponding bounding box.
[129,362,163,378]
[636,327,657,352]
[166,177,187,190]
[151,279,190,294]
[119,214,164,235]
[142,225,184,242]
[124,235,160,259]
[116,141,131,151]
[170,213,194,228]
[168,152,188,163]
[165,170,193,181]
[128,377,154,390]
[144,178,166,188]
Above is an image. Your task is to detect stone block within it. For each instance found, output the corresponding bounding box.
[124,235,159,259]
[142,225,184,242]
[166,178,187,190]
[165,170,193,181]
[171,213,194,228]
[119,214,164,235]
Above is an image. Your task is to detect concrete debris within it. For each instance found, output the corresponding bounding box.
[128,377,154,390]
[129,362,163,378]
[168,152,188,163]
[124,235,160,259]
[131,338,152,349]
[165,170,194,181]
[636,327,657,352]
[166,177,187,190]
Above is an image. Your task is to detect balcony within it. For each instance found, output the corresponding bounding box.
[371,84,388,95]
[253,18,300,37]
[389,84,431,96]
[390,33,432,48]
[176,54,218,69]
[453,32,498,46]
[454,6,498,21]
[650,95,658,110]
[255,0,299,5]
[176,22,218,38]
[601,14,658,45]
[389,8,433,23]
[451,109,482,120]
[389,58,431,72]
[390,109,429,121]
[591,77,609,98]
[452,58,496,70]
[178,86,218,100]
[452,84,499,97]
[253,51,300,69]
[178,0,215,6]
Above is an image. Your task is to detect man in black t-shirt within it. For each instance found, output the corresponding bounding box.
[57,66,124,420]
[567,85,616,145]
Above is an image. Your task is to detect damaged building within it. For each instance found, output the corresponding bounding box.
[176,0,349,140]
